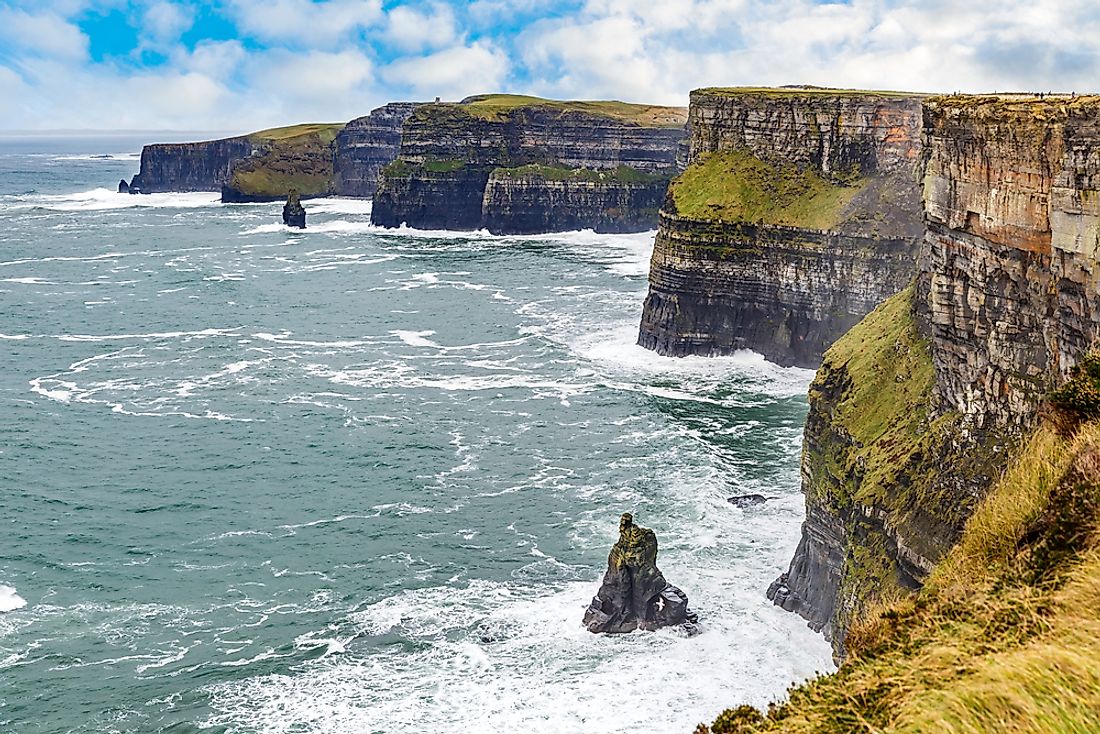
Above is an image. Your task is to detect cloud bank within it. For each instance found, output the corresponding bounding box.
[1,0,1098,131]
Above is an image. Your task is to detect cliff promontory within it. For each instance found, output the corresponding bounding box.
[127,111,420,203]
[637,88,926,368]
[370,94,686,234]
[690,94,1100,734]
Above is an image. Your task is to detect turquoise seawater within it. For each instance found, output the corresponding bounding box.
[0,137,833,733]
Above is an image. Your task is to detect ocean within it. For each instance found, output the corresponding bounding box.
[0,135,833,733]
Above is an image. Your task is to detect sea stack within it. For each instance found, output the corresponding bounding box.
[117,179,129,194]
[282,189,306,229]
[583,513,697,633]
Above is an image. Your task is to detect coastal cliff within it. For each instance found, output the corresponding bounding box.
[332,102,422,197]
[697,92,1100,734]
[128,136,253,193]
[637,88,925,368]
[768,93,1100,661]
[370,95,686,233]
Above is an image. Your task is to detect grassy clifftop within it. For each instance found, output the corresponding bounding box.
[437,94,687,126]
[667,149,868,229]
[695,295,1100,733]
[228,123,344,198]
[698,421,1100,734]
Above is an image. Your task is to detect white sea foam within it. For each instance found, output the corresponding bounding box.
[14,188,220,212]
[0,585,26,613]
[391,329,439,348]
[204,570,832,734]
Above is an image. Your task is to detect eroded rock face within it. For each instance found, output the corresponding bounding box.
[282,190,306,229]
[775,95,1100,657]
[637,88,926,369]
[583,513,696,633]
[918,96,1100,427]
[128,137,254,193]
[333,103,422,198]
[370,99,686,234]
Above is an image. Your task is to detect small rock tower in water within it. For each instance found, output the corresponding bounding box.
[583,512,697,633]
[282,189,306,229]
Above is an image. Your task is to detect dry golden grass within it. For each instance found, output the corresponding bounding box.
[697,423,1100,734]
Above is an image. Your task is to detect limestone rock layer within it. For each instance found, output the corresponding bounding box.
[775,95,1100,656]
[637,88,926,368]
[370,96,686,234]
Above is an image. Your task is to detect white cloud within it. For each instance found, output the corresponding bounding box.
[383,42,509,100]
[247,48,375,105]
[142,1,195,45]
[384,3,457,52]
[0,8,88,61]
[227,0,384,46]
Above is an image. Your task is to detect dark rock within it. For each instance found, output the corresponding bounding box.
[583,512,697,633]
[636,89,925,369]
[117,179,129,194]
[333,102,423,198]
[371,98,686,233]
[728,494,767,508]
[127,136,254,193]
[282,190,306,229]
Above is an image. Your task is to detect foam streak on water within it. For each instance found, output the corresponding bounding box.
[0,142,832,734]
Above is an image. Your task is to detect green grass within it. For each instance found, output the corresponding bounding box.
[248,122,344,144]
[228,123,343,197]
[436,94,687,126]
[669,149,867,229]
[696,86,924,99]
[693,303,1100,734]
[697,420,1100,734]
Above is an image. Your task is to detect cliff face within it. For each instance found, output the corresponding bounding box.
[332,102,421,198]
[637,88,926,368]
[773,95,1100,655]
[919,97,1100,427]
[481,166,666,235]
[370,95,686,234]
[129,137,254,193]
[129,123,347,202]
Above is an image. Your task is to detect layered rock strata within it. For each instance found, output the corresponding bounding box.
[128,136,253,193]
[583,513,696,633]
[773,94,1100,655]
[332,102,422,197]
[370,95,686,234]
[638,88,926,368]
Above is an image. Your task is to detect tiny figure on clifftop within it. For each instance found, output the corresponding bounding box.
[583,512,698,633]
[283,189,306,229]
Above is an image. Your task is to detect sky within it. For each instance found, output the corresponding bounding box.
[1,0,1098,131]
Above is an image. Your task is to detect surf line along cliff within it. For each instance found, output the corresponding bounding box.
[369,94,687,235]
[637,87,927,368]
[769,93,1100,656]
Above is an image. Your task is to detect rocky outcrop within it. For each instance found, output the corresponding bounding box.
[117,179,129,194]
[371,95,686,234]
[332,102,422,197]
[637,88,926,368]
[282,190,306,228]
[583,513,697,633]
[774,94,1100,656]
[126,123,345,202]
[128,136,253,193]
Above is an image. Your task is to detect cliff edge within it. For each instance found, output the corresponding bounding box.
[637,87,926,368]
[370,94,686,234]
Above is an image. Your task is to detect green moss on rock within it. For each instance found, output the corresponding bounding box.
[668,149,868,229]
